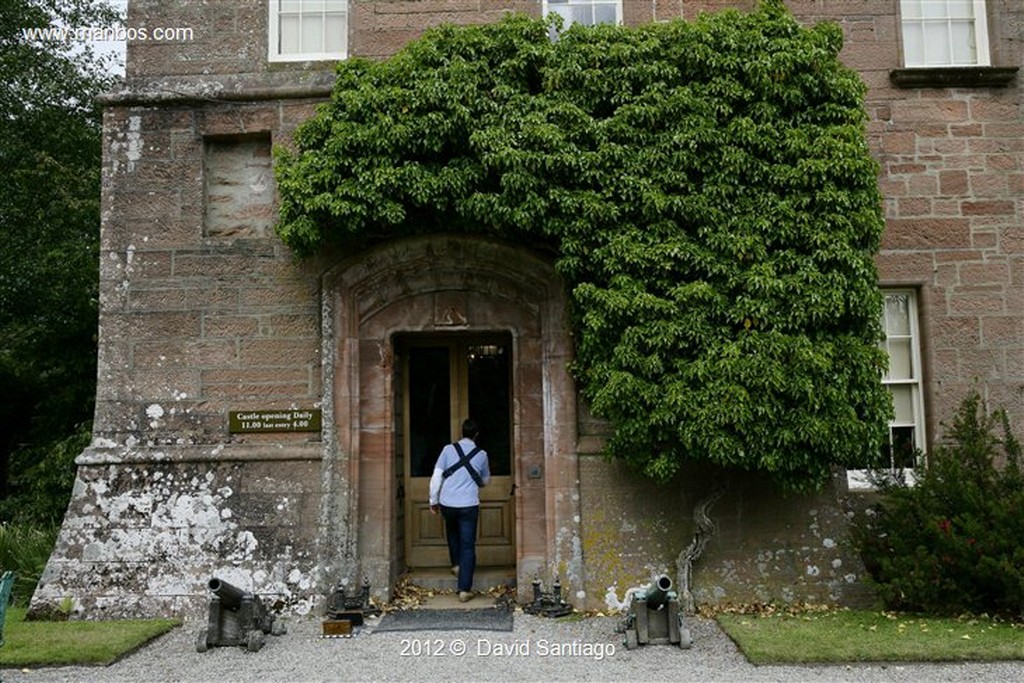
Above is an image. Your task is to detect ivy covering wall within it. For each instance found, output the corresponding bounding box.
[275,0,892,493]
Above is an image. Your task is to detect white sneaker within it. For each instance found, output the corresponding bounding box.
[450,565,459,576]
[458,591,474,603]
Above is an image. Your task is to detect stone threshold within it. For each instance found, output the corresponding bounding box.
[404,567,516,593]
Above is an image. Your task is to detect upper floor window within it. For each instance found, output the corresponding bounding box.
[848,290,927,490]
[900,0,990,67]
[544,0,621,27]
[269,0,348,62]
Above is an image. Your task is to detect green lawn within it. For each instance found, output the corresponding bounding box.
[717,608,1024,664]
[3,605,1022,669]
[0,607,180,668]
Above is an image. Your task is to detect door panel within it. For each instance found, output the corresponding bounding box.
[478,504,513,544]
[402,334,515,569]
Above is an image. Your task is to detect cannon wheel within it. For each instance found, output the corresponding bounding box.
[195,629,209,653]
[246,629,265,653]
[624,629,639,651]
[677,613,694,649]
[678,627,694,649]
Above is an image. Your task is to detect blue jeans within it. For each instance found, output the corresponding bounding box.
[440,505,479,592]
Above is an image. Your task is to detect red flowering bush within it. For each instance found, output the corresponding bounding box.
[850,393,1024,617]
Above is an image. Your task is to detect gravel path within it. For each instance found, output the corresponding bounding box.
[3,611,1022,682]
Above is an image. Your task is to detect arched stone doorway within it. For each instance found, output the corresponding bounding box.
[319,236,582,601]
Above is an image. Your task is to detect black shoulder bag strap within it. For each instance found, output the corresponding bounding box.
[442,442,484,487]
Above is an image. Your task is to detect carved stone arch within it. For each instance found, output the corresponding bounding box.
[317,235,582,601]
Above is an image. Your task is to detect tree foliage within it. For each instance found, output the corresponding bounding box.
[0,0,120,523]
[275,1,891,493]
[850,394,1024,617]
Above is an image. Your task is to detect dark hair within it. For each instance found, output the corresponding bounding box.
[461,418,479,439]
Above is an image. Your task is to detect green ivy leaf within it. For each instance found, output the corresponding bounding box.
[274,6,890,494]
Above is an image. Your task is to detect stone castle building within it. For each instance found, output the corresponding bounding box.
[32,0,1022,618]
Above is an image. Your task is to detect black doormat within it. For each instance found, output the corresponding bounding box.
[374,608,513,633]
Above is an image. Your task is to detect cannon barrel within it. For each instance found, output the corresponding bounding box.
[639,575,675,607]
[208,577,249,610]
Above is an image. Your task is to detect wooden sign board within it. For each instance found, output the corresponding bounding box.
[229,409,321,434]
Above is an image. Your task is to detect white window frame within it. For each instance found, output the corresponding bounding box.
[847,290,928,491]
[543,0,622,28]
[268,0,348,63]
[899,0,991,68]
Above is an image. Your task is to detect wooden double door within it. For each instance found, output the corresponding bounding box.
[400,333,515,569]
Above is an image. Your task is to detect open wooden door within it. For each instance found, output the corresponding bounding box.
[401,334,515,569]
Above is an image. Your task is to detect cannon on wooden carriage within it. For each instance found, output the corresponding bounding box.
[196,577,286,653]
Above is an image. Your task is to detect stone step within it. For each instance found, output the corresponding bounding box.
[404,567,516,592]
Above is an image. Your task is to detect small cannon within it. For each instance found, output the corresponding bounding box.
[619,575,692,650]
[522,575,572,618]
[196,577,286,653]
[322,576,380,637]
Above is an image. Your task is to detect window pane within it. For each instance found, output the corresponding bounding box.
[891,384,915,424]
[900,0,922,20]
[550,6,572,24]
[408,347,451,478]
[324,13,346,53]
[887,339,914,380]
[950,21,977,63]
[571,5,594,25]
[301,15,322,53]
[468,342,512,477]
[921,0,948,18]
[923,22,953,65]
[281,0,302,12]
[879,427,917,470]
[279,15,300,54]
[885,293,912,336]
[594,3,618,24]
[947,0,973,19]
[891,426,917,468]
[902,23,924,66]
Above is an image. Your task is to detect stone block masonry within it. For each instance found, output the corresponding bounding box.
[32,91,340,618]
[35,453,323,618]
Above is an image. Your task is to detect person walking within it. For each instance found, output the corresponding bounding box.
[428,418,490,602]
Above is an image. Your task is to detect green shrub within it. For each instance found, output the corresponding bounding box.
[850,393,1024,617]
[0,524,58,606]
[0,422,87,527]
